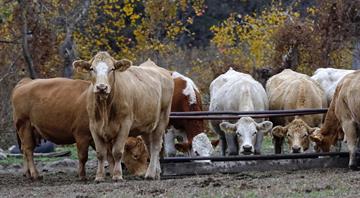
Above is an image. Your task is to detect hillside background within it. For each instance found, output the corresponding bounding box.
[1,0,360,147]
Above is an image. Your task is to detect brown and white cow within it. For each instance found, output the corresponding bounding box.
[266,69,327,154]
[164,72,215,157]
[311,71,360,169]
[73,52,174,181]
[11,77,149,180]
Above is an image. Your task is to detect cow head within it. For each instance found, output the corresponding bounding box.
[73,51,132,98]
[309,128,344,152]
[220,117,272,155]
[175,133,219,157]
[272,119,317,153]
[122,136,149,176]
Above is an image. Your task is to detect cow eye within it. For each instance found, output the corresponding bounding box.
[89,67,94,71]
[253,131,257,136]
[195,151,199,156]
[287,133,292,137]
[303,134,308,138]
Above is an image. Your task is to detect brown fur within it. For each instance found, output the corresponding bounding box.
[310,84,344,152]
[122,136,149,176]
[267,69,327,153]
[169,77,204,152]
[11,77,152,180]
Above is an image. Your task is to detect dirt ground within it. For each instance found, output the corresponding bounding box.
[0,158,360,198]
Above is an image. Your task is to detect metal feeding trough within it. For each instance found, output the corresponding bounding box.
[160,108,353,177]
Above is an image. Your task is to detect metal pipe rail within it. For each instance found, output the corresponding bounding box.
[160,152,349,163]
[170,108,328,116]
[170,109,328,120]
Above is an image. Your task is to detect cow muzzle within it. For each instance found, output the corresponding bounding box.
[95,83,110,94]
[292,145,302,153]
[241,144,254,155]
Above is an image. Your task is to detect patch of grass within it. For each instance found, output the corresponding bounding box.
[0,145,96,166]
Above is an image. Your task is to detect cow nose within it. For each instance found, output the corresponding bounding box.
[243,145,252,152]
[292,146,301,153]
[96,84,108,92]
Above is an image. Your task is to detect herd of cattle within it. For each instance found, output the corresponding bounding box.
[10,51,360,182]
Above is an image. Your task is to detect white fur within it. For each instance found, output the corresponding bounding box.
[191,133,214,157]
[209,68,269,155]
[96,62,109,76]
[311,68,354,103]
[172,72,199,105]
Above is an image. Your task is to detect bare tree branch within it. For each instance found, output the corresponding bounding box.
[18,0,37,79]
[0,54,21,83]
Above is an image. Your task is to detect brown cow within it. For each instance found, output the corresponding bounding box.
[266,69,327,153]
[73,52,174,181]
[310,71,360,169]
[164,71,210,157]
[11,77,149,180]
[309,84,344,152]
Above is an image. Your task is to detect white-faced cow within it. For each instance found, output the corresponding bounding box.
[209,68,272,156]
[11,77,150,180]
[311,68,354,104]
[267,69,327,154]
[164,71,215,157]
[73,52,174,181]
[311,71,360,169]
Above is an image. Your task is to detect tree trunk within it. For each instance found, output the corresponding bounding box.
[19,0,37,79]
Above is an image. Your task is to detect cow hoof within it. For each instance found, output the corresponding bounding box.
[112,176,124,182]
[349,164,358,171]
[31,175,43,181]
[95,177,105,183]
[78,176,87,181]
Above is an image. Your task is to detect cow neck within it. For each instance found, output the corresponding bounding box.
[94,71,117,123]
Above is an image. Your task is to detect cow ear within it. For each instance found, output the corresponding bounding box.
[73,60,91,73]
[219,122,236,134]
[114,59,132,72]
[211,139,220,148]
[136,136,144,144]
[175,143,191,153]
[271,126,287,138]
[308,127,319,135]
[309,129,323,143]
[256,121,273,134]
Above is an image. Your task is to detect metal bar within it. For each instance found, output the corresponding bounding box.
[170,108,328,116]
[170,111,327,120]
[160,152,349,163]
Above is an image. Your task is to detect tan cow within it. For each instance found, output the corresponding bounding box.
[11,77,149,180]
[123,136,149,176]
[311,71,360,169]
[73,52,174,181]
[266,69,327,153]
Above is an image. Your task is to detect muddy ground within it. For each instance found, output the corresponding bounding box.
[0,158,360,198]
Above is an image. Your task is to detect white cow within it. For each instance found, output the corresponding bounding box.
[209,68,273,156]
[311,68,354,104]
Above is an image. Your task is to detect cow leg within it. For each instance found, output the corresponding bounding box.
[111,121,131,182]
[225,133,238,155]
[91,132,107,182]
[343,120,358,170]
[145,117,168,180]
[75,137,89,180]
[107,146,115,176]
[18,121,41,180]
[274,137,284,154]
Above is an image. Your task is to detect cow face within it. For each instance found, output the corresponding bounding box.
[310,128,343,152]
[220,117,272,155]
[73,51,132,97]
[123,136,149,176]
[272,119,317,153]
